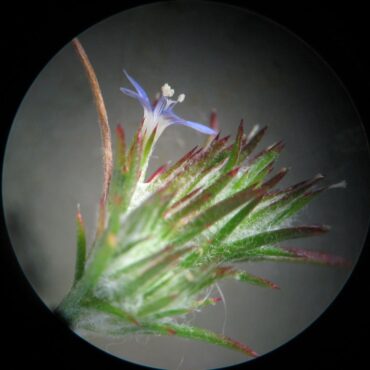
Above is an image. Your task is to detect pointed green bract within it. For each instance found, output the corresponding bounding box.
[169,167,240,225]
[225,225,329,255]
[142,323,259,357]
[84,299,257,356]
[223,120,244,173]
[172,184,265,245]
[270,188,325,227]
[218,225,328,262]
[213,266,279,289]
[238,125,267,163]
[213,196,263,245]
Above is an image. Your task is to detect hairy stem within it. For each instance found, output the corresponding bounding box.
[72,37,113,205]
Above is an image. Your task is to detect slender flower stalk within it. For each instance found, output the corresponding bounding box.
[56,38,349,358]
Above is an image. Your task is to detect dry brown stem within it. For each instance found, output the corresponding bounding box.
[72,38,113,205]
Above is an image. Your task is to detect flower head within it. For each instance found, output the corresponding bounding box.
[120,70,217,139]
[57,39,348,364]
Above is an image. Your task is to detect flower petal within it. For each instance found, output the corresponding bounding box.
[120,87,139,99]
[153,96,167,121]
[166,113,217,135]
[122,70,152,111]
[120,87,152,111]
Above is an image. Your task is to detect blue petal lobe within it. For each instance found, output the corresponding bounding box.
[120,87,151,111]
[179,120,218,135]
[123,70,151,110]
[120,87,140,99]
[153,96,167,120]
[166,113,217,135]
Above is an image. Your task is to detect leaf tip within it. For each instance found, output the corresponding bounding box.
[210,109,219,132]
[76,204,83,225]
[223,335,259,357]
[228,167,240,177]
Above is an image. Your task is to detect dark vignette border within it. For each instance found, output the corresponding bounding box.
[1,2,368,369]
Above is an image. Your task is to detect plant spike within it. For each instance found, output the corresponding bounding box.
[57,39,349,362]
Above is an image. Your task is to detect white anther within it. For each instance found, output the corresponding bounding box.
[161,83,174,97]
[177,93,185,102]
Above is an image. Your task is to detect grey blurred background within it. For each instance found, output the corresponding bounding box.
[2,1,370,369]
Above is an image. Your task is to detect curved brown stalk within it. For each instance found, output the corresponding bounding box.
[72,37,113,206]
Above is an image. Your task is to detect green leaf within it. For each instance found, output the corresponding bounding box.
[164,187,202,217]
[242,174,324,229]
[87,300,258,356]
[164,135,231,197]
[237,245,297,260]
[238,125,267,163]
[120,125,144,212]
[233,141,284,191]
[204,110,219,146]
[231,245,350,267]
[223,120,244,173]
[196,135,231,170]
[107,237,153,277]
[142,271,175,299]
[160,146,199,181]
[173,184,268,245]
[114,185,174,248]
[221,225,329,261]
[84,297,140,326]
[141,323,258,357]
[213,266,279,289]
[213,196,263,245]
[115,124,126,169]
[121,246,192,297]
[142,124,158,165]
[137,295,177,317]
[175,156,228,200]
[270,188,325,227]
[261,167,289,189]
[107,125,127,209]
[169,167,240,224]
[57,235,118,324]
[185,264,280,293]
[148,308,191,320]
[74,207,86,284]
[146,164,168,183]
[278,247,351,267]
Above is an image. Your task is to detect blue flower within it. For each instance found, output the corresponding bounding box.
[120,71,217,139]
